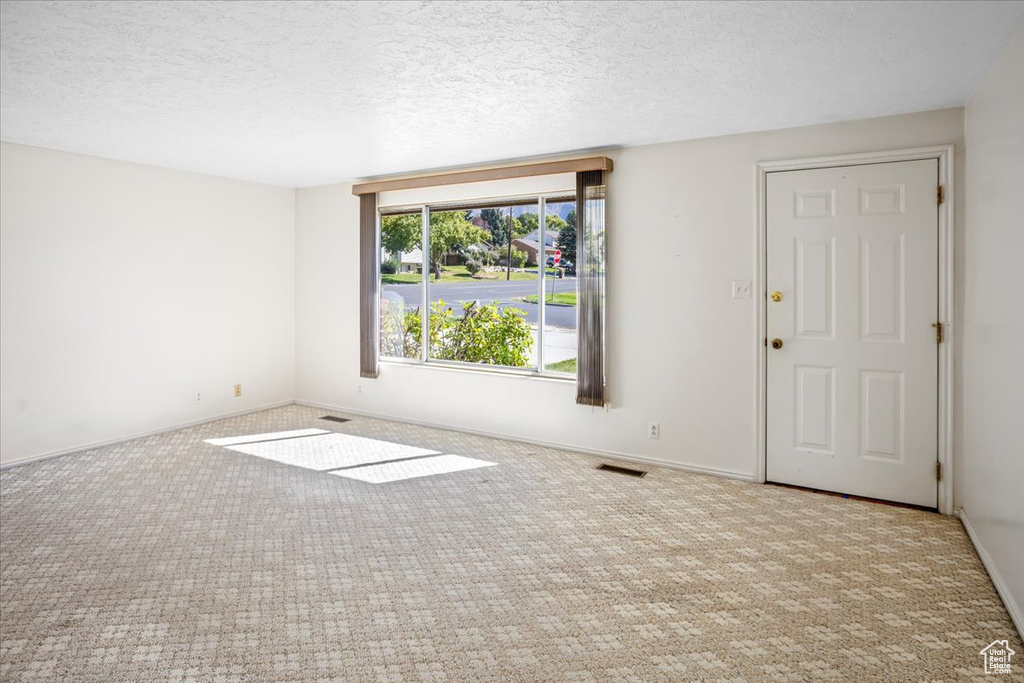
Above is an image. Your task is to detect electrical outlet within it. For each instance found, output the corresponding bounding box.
[732,280,752,298]
[648,422,660,439]
[194,391,202,404]
[234,384,242,398]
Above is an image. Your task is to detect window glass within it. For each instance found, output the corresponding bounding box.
[427,205,536,369]
[377,194,583,376]
[540,199,577,375]
[379,211,423,359]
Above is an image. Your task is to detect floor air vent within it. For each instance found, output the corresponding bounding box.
[320,415,351,424]
[597,463,647,478]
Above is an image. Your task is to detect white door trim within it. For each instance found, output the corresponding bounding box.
[754,145,955,514]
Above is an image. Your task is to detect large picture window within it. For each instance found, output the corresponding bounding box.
[357,157,610,404]
[378,194,579,376]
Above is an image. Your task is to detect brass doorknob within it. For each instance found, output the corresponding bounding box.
[770,338,784,350]
[771,291,783,302]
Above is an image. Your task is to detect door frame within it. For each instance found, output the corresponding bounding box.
[754,145,955,514]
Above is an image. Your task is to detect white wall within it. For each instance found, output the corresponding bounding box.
[962,23,1024,632]
[295,108,964,480]
[0,143,296,465]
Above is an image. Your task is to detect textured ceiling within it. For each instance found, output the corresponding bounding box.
[2,1,1022,187]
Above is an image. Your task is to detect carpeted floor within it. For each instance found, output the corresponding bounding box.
[1,404,1020,682]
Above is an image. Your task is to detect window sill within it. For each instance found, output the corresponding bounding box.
[378,357,575,384]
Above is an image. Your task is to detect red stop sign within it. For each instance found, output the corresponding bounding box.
[553,250,561,265]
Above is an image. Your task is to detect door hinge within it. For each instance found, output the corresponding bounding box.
[937,185,944,205]
[932,322,944,344]
[936,461,942,481]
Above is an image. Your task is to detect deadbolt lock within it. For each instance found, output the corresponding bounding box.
[770,338,784,350]
[771,291,783,302]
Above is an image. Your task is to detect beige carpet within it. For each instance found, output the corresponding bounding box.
[1,404,1020,682]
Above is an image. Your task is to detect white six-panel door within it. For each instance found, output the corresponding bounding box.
[766,159,938,507]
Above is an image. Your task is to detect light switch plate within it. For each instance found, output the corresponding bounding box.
[732,280,752,298]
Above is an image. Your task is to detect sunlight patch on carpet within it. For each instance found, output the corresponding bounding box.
[222,432,440,471]
[330,454,497,484]
[204,428,329,446]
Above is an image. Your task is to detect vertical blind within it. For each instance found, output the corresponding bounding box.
[359,193,379,378]
[575,170,607,406]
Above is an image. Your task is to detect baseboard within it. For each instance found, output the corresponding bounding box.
[959,508,1024,640]
[3,398,757,484]
[296,400,757,483]
[0,400,295,471]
